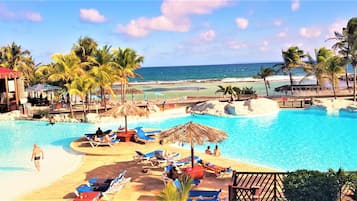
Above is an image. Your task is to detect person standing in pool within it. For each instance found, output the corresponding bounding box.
[31,144,44,172]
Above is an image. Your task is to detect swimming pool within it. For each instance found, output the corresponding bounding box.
[131,109,357,171]
[1,108,356,199]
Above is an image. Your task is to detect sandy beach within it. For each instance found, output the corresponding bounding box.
[18,107,275,201]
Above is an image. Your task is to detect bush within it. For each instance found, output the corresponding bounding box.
[283,170,339,201]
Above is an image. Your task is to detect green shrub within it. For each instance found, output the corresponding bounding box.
[283,170,339,201]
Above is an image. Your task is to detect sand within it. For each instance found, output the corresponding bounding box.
[18,107,275,201]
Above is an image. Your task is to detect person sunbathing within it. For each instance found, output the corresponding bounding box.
[94,134,111,143]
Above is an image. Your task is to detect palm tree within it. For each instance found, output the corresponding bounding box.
[112,48,144,103]
[72,36,98,70]
[328,29,351,88]
[48,51,85,117]
[67,75,94,121]
[216,85,240,101]
[303,47,334,91]
[156,174,193,201]
[325,56,345,99]
[0,42,36,87]
[275,46,307,95]
[347,18,357,101]
[90,45,118,110]
[254,66,275,96]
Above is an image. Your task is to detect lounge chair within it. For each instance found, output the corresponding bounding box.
[151,151,180,167]
[135,127,155,142]
[174,155,200,167]
[201,161,233,177]
[85,136,120,148]
[84,129,113,138]
[187,189,222,201]
[133,150,162,164]
[75,173,131,200]
[87,170,127,187]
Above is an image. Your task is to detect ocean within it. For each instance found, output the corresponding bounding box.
[131,62,307,83]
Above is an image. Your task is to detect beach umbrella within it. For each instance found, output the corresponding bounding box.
[101,102,146,133]
[126,88,144,102]
[27,84,61,92]
[158,121,227,168]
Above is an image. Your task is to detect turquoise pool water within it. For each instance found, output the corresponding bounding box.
[1,109,356,175]
[131,109,357,171]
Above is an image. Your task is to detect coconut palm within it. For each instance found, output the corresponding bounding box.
[325,56,345,99]
[112,48,144,103]
[347,18,357,101]
[48,51,85,117]
[0,42,36,87]
[72,36,98,70]
[67,74,94,121]
[254,66,275,96]
[275,46,307,95]
[215,85,240,101]
[328,29,351,88]
[303,47,334,90]
[90,45,118,110]
[156,174,193,201]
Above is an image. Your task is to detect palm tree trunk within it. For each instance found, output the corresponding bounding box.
[82,101,86,122]
[69,95,74,119]
[264,78,269,96]
[332,77,337,99]
[289,71,294,95]
[353,65,357,102]
[345,64,350,88]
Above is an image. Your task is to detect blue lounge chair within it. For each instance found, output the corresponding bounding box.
[133,150,162,164]
[174,155,200,167]
[187,189,222,201]
[87,170,127,187]
[85,136,120,148]
[135,128,155,141]
[84,129,112,138]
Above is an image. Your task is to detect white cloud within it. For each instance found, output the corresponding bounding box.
[227,41,247,49]
[116,0,229,37]
[328,19,347,37]
[260,40,269,51]
[235,18,249,30]
[199,30,216,42]
[273,19,282,26]
[291,0,300,11]
[277,31,287,38]
[299,27,321,38]
[26,12,42,22]
[0,5,42,22]
[80,8,106,23]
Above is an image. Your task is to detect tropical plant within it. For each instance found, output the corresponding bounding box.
[275,46,307,95]
[324,56,345,99]
[328,28,351,88]
[72,36,98,63]
[216,85,240,101]
[47,51,85,117]
[303,47,334,89]
[0,42,36,86]
[254,66,275,96]
[156,174,193,201]
[112,48,144,103]
[67,74,94,121]
[347,18,357,101]
[90,45,118,110]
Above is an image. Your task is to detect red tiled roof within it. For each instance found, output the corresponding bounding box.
[0,67,22,79]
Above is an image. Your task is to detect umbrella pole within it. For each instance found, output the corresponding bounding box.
[125,115,128,133]
[191,143,194,168]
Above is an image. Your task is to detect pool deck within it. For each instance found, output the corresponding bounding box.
[18,108,275,201]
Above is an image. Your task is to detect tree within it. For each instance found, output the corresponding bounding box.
[156,174,193,201]
[112,48,144,103]
[72,36,98,70]
[67,74,94,121]
[275,46,307,95]
[90,45,118,110]
[325,56,345,99]
[347,18,357,101]
[48,51,85,117]
[254,66,275,96]
[0,42,36,87]
[215,85,240,101]
[328,29,351,88]
[303,47,334,89]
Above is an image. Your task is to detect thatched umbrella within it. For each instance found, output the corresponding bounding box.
[158,121,227,168]
[126,88,144,102]
[101,102,146,133]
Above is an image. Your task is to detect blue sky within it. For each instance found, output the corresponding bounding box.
[0,0,355,67]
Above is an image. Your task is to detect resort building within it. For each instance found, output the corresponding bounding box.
[0,67,25,112]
